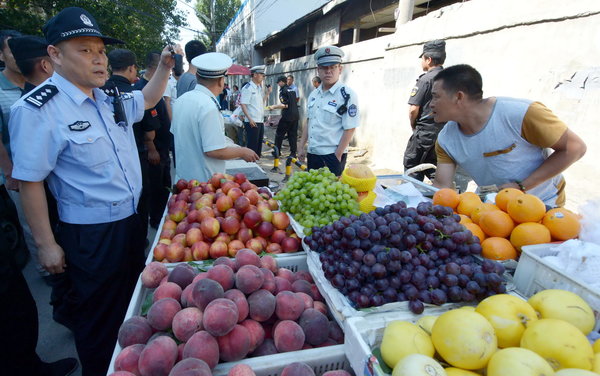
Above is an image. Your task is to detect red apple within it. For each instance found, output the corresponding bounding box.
[191,185,203,194]
[213,207,224,218]
[187,209,200,223]
[172,233,187,246]
[240,181,253,192]
[200,217,220,238]
[183,247,193,262]
[272,212,291,230]
[245,190,260,205]
[209,241,228,259]
[224,208,241,220]
[186,227,203,246]
[266,243,282,254]
[187,179,200,189]
[234,196,251,215]
[258,207,273,223]
[163,219,177,231]
[153,243,169,261]
[202,183,215,193]
[222,216,241,235]
[270,230,287,244]
[227,187,244,202]
[215,232,231,244]
[237,228,253,244]
[175,220,190,235]
[198,206,215,221]
[216,196,233,212]
[166,242,185,262]
[234,173,247,185]
[221,181,238,195]
[246,238,263,254]
[256,222,274,239]
[281,237,300,253]
[191,241,210,261]
[268,198,279,211]
[210,173,225,189]
[169,209,186,223]
[176,179,188,192]
[177,189,191,202]
[255,236,268,249]
[243,210,262,229]
[190,192,203,203]
[228,240,245,257]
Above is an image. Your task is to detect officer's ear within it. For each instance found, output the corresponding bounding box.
[48,45,62,65]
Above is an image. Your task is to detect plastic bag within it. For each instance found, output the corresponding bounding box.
[579,199,600,246]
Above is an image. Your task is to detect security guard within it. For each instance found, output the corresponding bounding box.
[298,45,359,176]
[403,39,446,181]
[267,75,299,157]
[240,65,269,156]
[172,52,259,182]
[8,7,174,375]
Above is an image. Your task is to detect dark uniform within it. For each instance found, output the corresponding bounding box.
[275,83,299,157]
[403,65,444,180]
[134,77,172,228]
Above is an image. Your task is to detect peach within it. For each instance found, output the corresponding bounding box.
[260,268,275,281]
[294,270,314,284]
[168,264,196,289]
[311,285,323,302]
[118,316,153,348]
[274,277,292,294]
[217,324,251,362]
[247,289,276,322]
[291,279,313,298]
[295,292,314,310]
[177,343,184,362]
[224,289,249,323]
[207,264,235,291]
[169,358,212,376]
[138,336,178,376]
[172,307,203,342]
[329,321,344,343]
[276,268,296,283]
[192,278,224,310]
[181,284,194,308]
[183,331,220,369]
[251,338,277,357]
[275,291,305,321]
[114,344,144,375]
[235,265,264,294]
[235,248,261,267]
[203,298,239,337]
[227,364,256,376]
[141,262,168,288]
[213,256,238,272]
[280,362,315,376]
[147,297,181,331]
[192,272,209,283]
[260,255,278,273]
[240,319,265,352]
[274,320,305,352]
[312,301,327,316]
[298,308,329,346]
[152,282,182,303]
[261,278,277,294]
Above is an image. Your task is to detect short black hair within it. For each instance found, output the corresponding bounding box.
[184,40,206,63]
[108,48,137,71]
[433,64,483,100]
[0,29,22,50]
[144,51,161,69]
[424,52,446,66]
[286,74,293,80]
[277,76,287,84]
[15,57,43,77]
[312,76,321,84]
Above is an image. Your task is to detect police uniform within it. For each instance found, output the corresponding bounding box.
[275,81,299,157]
[8,8,146,375]
[306,46,359,176]
[240,65,266,156]
[403,40,446,181]
[171,52,232,182]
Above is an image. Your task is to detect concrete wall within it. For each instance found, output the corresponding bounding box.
[264,0,600,209]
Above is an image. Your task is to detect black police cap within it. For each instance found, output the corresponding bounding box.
[8,36,48,62]
[43,7,123,46]
[419,39,446,58]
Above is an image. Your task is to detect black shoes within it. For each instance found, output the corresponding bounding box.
[40,357,78,376]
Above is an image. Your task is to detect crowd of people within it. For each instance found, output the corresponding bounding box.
[0,5,588,376]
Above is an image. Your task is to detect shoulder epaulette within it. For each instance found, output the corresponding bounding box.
[24,84,58,108]
[101,87,116,96]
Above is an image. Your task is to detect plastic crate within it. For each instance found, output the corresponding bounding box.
[513,243,600,326]
[107,254,309,375]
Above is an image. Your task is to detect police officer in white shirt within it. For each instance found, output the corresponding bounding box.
[298,46,360,176]
[240,65,270,156]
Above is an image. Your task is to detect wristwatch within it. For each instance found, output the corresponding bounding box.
[514,180,526,191]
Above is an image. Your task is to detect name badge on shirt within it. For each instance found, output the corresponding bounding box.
[327,101,337,107]
[68,120,91,131]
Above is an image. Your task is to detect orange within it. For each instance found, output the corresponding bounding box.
[479,210,515,238]
[459,214,473,225]
[470,203,501,224]
[510,222,552,251]
[495,188,524,212]
[456,192,482,216]
[481,237,518,260]
[464,223,486,243]
[433,188,460,209]
[542,208,580,240]
[506,194,546,223]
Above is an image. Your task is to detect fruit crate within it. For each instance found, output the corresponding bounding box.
[107,254,309,375]
[513,243,600,327]
[306,251,468,328]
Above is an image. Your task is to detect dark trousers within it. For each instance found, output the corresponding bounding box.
[53,215,145,376]
[275,119,298,157]
[244,122,264,157]
[403,126,440,181]
[149,150,172,227]
[307,152,347,176]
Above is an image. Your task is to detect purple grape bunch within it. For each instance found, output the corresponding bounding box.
[304,201,507,313]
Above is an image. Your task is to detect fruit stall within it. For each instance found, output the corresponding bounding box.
[107,165,600,376]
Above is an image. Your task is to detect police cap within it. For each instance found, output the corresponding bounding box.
[250,65,266,74]
[8,36,48,62]
[192,52,233,78]
[419,39,446,58]
[43,7,124,46]
[315,46,344,67]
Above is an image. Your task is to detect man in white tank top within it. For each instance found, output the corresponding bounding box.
[431,65,586,207]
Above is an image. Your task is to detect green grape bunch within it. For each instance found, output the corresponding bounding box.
[274,167,361,233]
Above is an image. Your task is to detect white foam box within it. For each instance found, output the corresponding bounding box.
[107,254,310,375]
[513,242,600,327]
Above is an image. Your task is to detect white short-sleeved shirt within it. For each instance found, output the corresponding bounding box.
[239,81,265,123]
[171,85,227,182]
[163,75,177,103]
[306,81,359,155]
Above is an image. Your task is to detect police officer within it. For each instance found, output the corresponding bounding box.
[9,35,53,94]
[403,39,446,181]
[298,46,359,176]
[171,52,259,182]
[8,7,174,375]
[240,65,270,157]
[267,75,299,158]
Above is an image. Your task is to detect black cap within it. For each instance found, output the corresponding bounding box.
[419,39,446,58]
[42,7,123,46]
[8,36,48,62]
[108,48,136,70]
